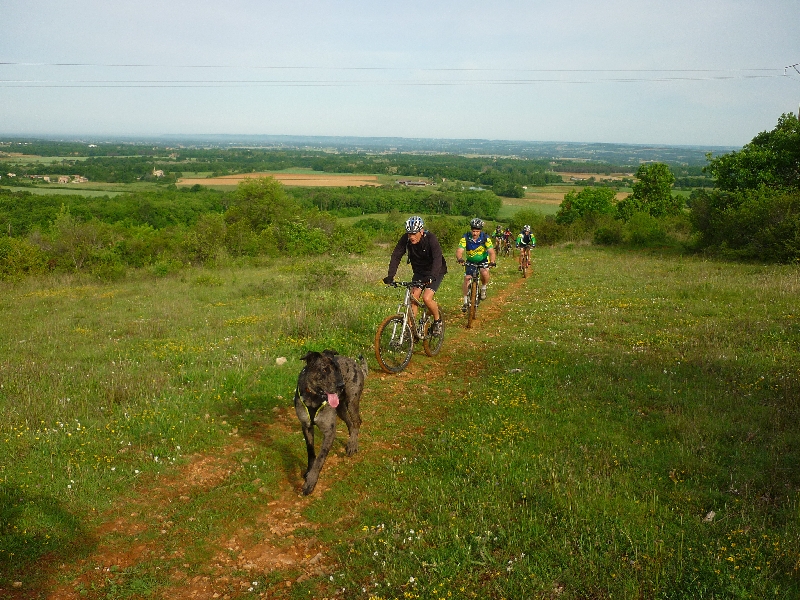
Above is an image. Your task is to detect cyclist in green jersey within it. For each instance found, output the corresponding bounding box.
[516,225,536,271]
[456,218,497,312]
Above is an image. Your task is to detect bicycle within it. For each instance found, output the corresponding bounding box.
[519,244,533,278]
[460,261,494,329]
[502,237,512,258]
[374,281,445,373]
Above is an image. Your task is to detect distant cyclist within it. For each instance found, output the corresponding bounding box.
[493,225,504,253]
[384,215,447,335]
[456,218,496,312]
[516,225,536,271]
[503,226,513,251]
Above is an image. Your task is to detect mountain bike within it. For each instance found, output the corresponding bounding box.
[375,281,445,373]
[461,261,494,329]
[501,237,512,258]
[519,244,533,278]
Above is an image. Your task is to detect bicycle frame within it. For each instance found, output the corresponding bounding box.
[375,281,444,373]
[393,283,428,343]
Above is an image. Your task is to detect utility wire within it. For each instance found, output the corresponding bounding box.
[0,75,784,88]
[0,60,783,73]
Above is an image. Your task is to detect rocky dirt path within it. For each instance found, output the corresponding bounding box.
[32,270,530,600]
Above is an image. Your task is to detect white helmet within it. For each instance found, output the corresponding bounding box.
[405,216,424,234]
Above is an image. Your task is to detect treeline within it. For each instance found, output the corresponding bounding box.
[505,113,800,263]
[0,178,372,281]
[0,179,505,280]
[690,113,800,262]
[4,145,564,194]
[0,187,226,236]
[7,156,180,184]
[286,186,501,219]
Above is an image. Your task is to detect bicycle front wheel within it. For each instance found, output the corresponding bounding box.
[467,279,478,329]
[375,314,414,373]
[423,314,445,356]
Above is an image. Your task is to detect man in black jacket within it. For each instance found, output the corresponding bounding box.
[383,215,447,335]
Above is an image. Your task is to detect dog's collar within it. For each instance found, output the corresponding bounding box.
[296,383,328,423]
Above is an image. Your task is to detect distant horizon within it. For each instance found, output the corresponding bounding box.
[0,132,740,152]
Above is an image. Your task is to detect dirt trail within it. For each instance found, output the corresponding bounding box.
[36,268,531,600]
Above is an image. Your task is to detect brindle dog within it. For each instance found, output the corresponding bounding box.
[294,350,367,495]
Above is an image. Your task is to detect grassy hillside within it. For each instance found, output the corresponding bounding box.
[0,245,798,598]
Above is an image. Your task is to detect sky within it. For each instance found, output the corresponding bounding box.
[1,0,799,147]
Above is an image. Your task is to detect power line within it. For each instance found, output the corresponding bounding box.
[0,60,782,74]
[0,75,784,88]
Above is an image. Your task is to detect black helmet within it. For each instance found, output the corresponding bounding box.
[470,218,484,230]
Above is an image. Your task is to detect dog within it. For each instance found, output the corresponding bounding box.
[294,350,367,495]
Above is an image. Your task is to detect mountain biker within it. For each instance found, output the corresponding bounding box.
[503,226,513,251]
[493,225,505,255]
[384,215,447,335]
[516,225,536,271]
[456,218,497,312]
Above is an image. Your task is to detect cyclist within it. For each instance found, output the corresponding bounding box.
[384,216,447,335]
[503,226,513,253]
[516,225,536,271]
[493,225,504,255]
[456,218,497,312]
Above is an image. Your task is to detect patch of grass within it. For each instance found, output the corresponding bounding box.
[2,245,799,598]
[317,247,800,599]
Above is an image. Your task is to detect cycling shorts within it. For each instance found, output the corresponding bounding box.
[412,272,444,292]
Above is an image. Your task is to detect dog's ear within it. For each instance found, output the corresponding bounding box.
[300,351,322,363]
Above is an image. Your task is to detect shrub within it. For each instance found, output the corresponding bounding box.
[624,212,667,246]
[0,236,47,280]
[594,221,623,245]
[424,216,467,251]
[556,187,616,225]
[690,187,800,262]
[330,224,371,255]
[277,220,330,256]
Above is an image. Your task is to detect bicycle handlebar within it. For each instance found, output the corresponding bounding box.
[386,280,430,289]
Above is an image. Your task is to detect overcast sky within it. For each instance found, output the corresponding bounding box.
[2,0,798,147]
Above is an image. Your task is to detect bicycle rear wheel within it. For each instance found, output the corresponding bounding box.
[375,314,414,373]
[467,279,478,328]
[423,314,444,356]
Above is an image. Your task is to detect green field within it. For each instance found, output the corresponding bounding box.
[0,186,127,198]
[1,243,798,598]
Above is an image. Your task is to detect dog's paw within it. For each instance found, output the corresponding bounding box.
[346,442,359,456]
[302,482,316,495]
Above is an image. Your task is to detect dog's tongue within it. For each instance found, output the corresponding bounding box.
[327,392,339,408]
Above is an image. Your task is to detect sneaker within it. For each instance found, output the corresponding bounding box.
[480,287,487,300]
[432,319,443,335]
[461,302,468,313]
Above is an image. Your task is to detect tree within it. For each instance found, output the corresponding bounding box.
[224,177,298,232]
[556,187,616,225]
[617,163,682,220]
[705,112,800,192]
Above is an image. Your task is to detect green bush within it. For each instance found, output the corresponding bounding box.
[0,236,47,280]
[593,221,623,245]
[623,212,667,246]
[277,220,330,256]
[424,216,468,251]
[690,188,800,262]
[330,224,371,255]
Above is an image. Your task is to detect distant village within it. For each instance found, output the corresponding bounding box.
[1,168,165,183]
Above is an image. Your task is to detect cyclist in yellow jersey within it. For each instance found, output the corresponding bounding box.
[456,218,496,312]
